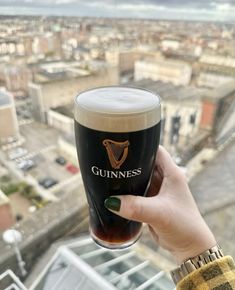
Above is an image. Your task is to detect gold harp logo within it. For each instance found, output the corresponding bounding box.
[103,139,130,169]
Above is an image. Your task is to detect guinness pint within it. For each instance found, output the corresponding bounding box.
[74,87,161,249]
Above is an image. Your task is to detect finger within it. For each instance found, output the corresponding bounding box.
[104,195,159,224]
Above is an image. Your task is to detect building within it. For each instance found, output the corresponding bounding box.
[0,89,19,143]
[127,78,235,153]
[196,72,234,88]
[29,61,119,123]
[198,54,235,77]
[199,80,235,134]
[31,31,62,58]
[0,64,32,92]
[127,79,205,145]
[0,37,24,56]
[48,104,74,136]
[190,138,235,257]
[47,104,77,161]
[0,190,14,231]
[105,49,161,75]
[161,39,180,51]
[134,59,192,86]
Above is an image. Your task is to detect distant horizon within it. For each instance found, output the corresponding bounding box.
[0,8,234,24]
[0,12,235,24]
[0,0,234,22]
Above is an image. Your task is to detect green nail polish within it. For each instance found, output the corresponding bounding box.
[104,197,121,211]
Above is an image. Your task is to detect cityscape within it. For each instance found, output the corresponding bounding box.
[0,3,235,289]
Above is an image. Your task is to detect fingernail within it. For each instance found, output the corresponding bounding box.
[104,197,121,211]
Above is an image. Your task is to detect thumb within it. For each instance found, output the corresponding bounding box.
[104,195,159,224]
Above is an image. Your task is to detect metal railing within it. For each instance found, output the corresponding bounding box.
[0,270,28,290]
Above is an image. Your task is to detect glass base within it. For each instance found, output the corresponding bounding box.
[90,227,142,250]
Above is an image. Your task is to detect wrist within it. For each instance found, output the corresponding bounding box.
[173,230,217,264]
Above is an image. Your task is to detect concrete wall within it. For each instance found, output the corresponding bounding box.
[58,137,77,163]
[0,189,89,279]
[48,110,74,135]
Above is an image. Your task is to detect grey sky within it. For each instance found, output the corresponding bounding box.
[0,0,235,21]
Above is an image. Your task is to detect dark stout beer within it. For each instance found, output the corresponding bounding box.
[74,87,161,249]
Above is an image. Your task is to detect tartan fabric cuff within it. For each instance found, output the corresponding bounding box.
[177,256,235,290]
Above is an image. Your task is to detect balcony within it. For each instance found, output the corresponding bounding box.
[1,237,174,290]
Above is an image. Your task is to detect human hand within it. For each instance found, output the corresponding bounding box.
[104,146,216,264]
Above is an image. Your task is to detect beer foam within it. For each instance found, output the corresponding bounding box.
[74,87,161,132]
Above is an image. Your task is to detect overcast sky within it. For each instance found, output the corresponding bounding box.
[0,0,235,21]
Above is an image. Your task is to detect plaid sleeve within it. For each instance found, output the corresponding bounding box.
[177,256,235,290]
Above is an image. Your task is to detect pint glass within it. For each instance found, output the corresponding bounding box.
[74,87,161,249]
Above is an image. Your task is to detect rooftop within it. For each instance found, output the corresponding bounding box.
[190,138,235,257]
[33,61,90,84]
[127,79,207,103]
[33,60,113,84]
[205,80,235,100]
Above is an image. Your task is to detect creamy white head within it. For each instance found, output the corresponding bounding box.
[74,86,161,132]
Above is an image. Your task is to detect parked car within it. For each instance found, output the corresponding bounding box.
[55,156,67,165]
[17,160,35,171]
[8,147,28,160]
[66,164,79,174]
[38,177,58,189]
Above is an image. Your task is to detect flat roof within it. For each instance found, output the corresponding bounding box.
[34,69,90,84]
[205,80,235,99]
[127,79,206,102]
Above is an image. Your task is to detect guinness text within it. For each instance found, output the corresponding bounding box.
[91,166,142,178]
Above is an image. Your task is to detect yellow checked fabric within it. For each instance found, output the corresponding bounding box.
[177,256,235,290]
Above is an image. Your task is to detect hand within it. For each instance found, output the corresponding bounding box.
[104,146,216,264]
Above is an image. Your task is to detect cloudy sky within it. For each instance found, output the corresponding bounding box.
[0,0,235,21]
